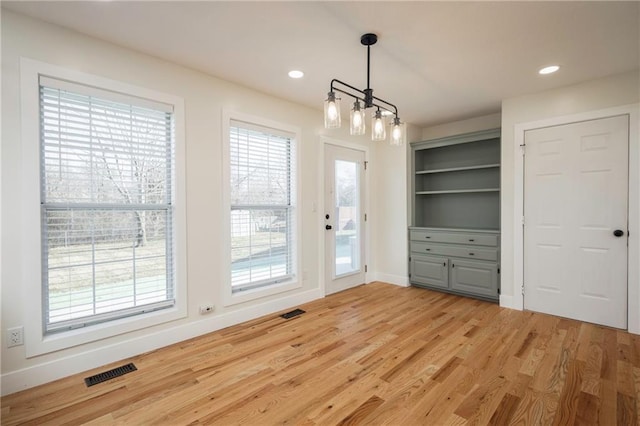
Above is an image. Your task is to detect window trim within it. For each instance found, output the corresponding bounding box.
[221,110,302,306]
[21,58,187,357]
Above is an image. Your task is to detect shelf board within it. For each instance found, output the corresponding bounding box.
[415,164,500,175]
[409,226,500,233]
[416,188,500,195]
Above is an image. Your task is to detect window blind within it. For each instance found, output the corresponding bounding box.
[39,76,175,333]
[229,120,296,292]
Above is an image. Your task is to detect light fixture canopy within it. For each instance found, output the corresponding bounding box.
[323,33,405,146]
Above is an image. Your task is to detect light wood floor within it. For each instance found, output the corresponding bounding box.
[2,282,639,425]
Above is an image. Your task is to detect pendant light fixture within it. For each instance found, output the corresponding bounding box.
[372,109,386,141]
[350,100,365,135]
[390,117,406,146]
[324,91,341,128]
[324,33,406,146]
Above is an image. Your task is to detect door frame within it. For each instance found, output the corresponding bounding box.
[510,104,640,333]
[319,136,371,296]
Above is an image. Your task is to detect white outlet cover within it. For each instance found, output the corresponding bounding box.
[7,326,24,347]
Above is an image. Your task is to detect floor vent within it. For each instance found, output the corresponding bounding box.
[84,363,137,387]
[281,308,306,319]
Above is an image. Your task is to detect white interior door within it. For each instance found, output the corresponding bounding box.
[324,144,366,295]
[524,115,629,329]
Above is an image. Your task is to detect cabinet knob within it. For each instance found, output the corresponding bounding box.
[452,264,455,268]
[469,253,475,256]
[469,239,475,242]
[425,248,431,251]
[425,236,431,239]
[443,262,446,267]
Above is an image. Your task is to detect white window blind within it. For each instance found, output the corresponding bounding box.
[39,76,175,333]
[229,120,296,292]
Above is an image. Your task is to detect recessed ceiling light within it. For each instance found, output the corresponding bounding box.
[539,65,560,75]
[288,70,304,79]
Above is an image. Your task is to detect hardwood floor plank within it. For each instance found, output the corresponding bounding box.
[617,391,636,425]
[601,329,618,382]
[506,372,533,399]
[431,356,463,383]
[575,391,600,425]
[617,359,636,397]
[551,359,583,425]
[454,376,507,423]
[487,392,520,425]
[2,282,639,425]
[575,324,592,363]
[507,389,558,426]
[336,395,384,426]
[598,380,617,425]
[581,341,603,396]
[306,371,388,425]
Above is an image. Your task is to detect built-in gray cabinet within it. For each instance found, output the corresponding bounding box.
[409,129,500,302]
[410,254,449,289]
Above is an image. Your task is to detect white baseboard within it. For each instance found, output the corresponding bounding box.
[1,288,323,396]
[499,294,518,310]
[373,273,410,287]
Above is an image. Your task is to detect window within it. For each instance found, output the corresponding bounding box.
[228,119,297,293]
[39,76,176,333]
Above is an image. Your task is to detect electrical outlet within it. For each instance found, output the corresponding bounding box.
[7,326,24,348]
[199,305,214,315]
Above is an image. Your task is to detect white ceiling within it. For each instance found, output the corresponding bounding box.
[3,1,639,128]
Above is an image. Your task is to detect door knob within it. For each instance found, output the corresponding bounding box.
[613,229,624,237]
[325,225,332,230]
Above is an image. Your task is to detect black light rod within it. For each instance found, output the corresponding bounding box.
[371,94,399,117]
[330,78,364,97]
[330,79,399,117]
[367,44,371,91]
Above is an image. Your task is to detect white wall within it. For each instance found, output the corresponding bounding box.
[421,112,501,141]
[500,70,640,302]
[1,10,395,394]
[371,123,420,286]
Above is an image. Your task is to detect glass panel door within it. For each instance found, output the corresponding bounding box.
[324,144,366,295]
[334,159,360,276]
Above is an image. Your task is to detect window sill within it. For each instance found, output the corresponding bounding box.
[25,304,187,358]
[223,278,302,307]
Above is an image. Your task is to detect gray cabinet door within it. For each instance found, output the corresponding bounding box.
[450,259,498,298]
[410,255,448,289]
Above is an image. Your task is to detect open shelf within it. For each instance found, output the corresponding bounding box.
[411,129,501,230]
[414,137,500,172]
[413,191,500,229]
[415,163,500,175]
[415,166,499,193]
[416,188,500,195]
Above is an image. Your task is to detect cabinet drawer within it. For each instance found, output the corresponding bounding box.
[409,230,498,247]
[410,242,498,261]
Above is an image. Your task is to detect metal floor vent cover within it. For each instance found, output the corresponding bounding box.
[281,308,306,319]
[84,363,137,387]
